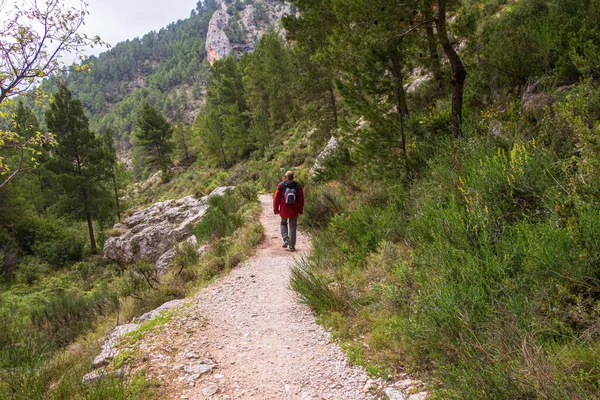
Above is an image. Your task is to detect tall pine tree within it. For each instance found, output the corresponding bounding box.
[45,85,111,253]
[135,104,174,175]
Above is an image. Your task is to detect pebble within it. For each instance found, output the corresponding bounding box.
[384,387,407,400]
[184,351,199,359]
[202,382,219,396]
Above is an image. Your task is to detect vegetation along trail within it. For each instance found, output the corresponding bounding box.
[135,194,376,399]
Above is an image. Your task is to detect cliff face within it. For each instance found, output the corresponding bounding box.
[205,0,291,65]
[206,2,232,65]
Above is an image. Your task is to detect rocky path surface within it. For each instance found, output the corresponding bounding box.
[136,194,381,399]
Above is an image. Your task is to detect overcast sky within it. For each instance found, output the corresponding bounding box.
[65,0,199,59]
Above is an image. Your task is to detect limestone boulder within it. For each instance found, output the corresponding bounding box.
[104,187,233,267]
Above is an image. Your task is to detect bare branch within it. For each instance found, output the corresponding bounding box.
[0,0,106,104]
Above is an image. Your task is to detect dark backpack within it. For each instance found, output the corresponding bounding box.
[281,181,298,205]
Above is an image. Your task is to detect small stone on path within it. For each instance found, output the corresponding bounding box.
[202,382,219,396]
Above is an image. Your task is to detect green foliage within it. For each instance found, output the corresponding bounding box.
[290,256,348,314]
[81,371,153,400]
[30,288,119,346]
[44,85,114,253]
[14,216,84,268]
[242,33,297,150]
[192,187,256,243]
[295,72,600,397]
[17,1,219,142]
[197,56,250,167]
[0,321,55,400]
[135,104,174,174]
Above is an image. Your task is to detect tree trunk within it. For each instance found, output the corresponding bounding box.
[391,53,410,180]
[425,21,444,92]
[183,134,189,161]
[328,83,338,128]
[112,168,121,222]
[75,153,97,253]
[83,188,97,254]
[436,0,467,138]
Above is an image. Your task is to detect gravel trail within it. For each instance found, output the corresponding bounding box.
[139,194,376,399]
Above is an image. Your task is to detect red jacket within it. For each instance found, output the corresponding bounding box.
[274,180,304,219]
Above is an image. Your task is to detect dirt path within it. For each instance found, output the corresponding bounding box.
[137,195,376,399]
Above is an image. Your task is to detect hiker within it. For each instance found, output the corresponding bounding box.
[273,170,304,252]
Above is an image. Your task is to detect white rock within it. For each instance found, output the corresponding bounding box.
[82,368,123,385]
[92,324,139,367]
[184,363,214,375]
[136,299,185,323]
[384,387,407,400]
[205,2,231,65]
[104,187,233,268]
[202,382,219,396]
[408,392,429,400]
[310,136,339,177]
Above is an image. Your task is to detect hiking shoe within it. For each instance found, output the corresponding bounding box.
[289,247,296,252]
[282,240,289,248]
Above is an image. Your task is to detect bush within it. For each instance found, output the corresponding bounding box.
[0,235,19,279]
[193,187,257,243]
[13,217,84,268]
[15,257,50,285]
[302,182,345,229]
[30,289,119,346]
[290,257,349,314]
[0,310,55,400]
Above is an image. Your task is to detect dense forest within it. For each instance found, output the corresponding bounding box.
[2,0,600,398]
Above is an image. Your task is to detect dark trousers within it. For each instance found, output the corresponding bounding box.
[280,217,297,248]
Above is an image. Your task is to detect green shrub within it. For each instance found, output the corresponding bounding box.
[192,188,256,243]
[302,182,345,229]
[82,371,152,400]
[0,235,19,279]
[0,310,54,400]
[173,240,199,275]
[15,257,50,285]
[30,289,119,346]
[290,257,349,314]
[194,203,240,242]
[13,217,84,267]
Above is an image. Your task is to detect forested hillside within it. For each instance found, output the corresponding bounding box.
[18,0,288,145]
[2,0,600,398]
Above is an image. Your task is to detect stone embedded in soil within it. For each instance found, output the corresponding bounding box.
[92,324,139,367]
[202,382,219,396]
[184,363,214,375]
[384,387,407,400]
[184,350,200,359]
[82,368,124,385]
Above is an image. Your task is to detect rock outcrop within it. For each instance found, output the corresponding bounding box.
[83,299,186,384]
[310,136,339,177]
[206,2,231,65]
[205,0,292,65]
[104,187,233,268]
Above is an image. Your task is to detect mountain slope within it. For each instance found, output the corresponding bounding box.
[26,0,288,145]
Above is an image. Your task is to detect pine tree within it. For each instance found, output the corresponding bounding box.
[101,128,124,222]
[44,85,110,253]
[242,33,296,149]
[135,104,174,174]
[198,56,249,166]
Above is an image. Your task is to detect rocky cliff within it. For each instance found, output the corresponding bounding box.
[205,0,292,65]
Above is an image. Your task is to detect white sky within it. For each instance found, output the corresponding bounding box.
[64,0,199,59]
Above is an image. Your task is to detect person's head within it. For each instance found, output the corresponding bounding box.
[285,170,294,181]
